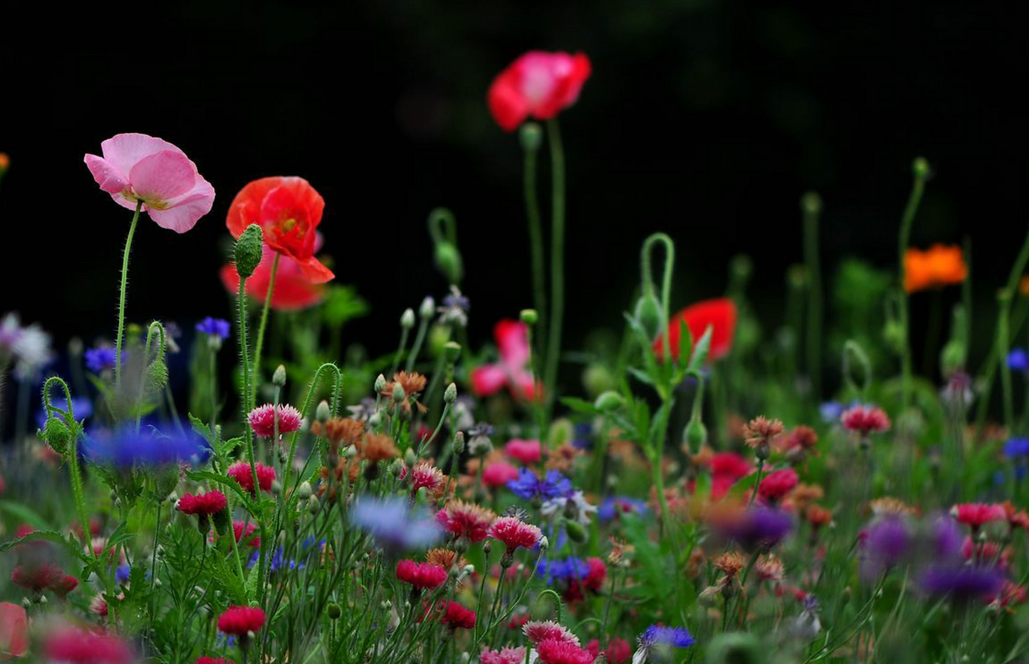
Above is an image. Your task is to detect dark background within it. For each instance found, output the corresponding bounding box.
[2,1,1028,389]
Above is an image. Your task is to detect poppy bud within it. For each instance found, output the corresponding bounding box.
[583,364,615,397]
[316,400,331,423]
[419,296,436,319]
[401,308,416,330]
[519,122,543,152]
[940,340,966,376]
[374,374,387,393]
[443,342,462,363]
[684,417,707,455]
[593,390,624,412]
[633,293,663,341]
[445,382,458,404]
[565,520,587,544]
[146,360,168,391]
[520,309,538,325]
[434,242,464,285]
[273,365,287,387]
[327,602,342,620]
[882,320,905,354]
[234,224,264,278]
[912,157,930,179]
[39,416,73,456]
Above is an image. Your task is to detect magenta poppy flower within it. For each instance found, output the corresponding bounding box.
[488,52,592,131]
[84,133,215,233]
[471,320,541,401]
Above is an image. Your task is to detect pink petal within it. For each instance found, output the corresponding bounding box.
[128,150,196,202]
[146,177,215,233]
[471,364,508,397]
[494,320,530,367]
[83,154,129,194]
[100,133,184,176]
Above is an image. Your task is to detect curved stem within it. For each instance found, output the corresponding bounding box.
[115,200,143,391]
[251,252,281,407]
[641,233,676,360]
[543,119,566,420]
[898,162,928,411]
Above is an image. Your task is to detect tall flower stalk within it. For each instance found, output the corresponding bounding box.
[543,119,566,422]
[897,157,930,411]
[801,192,823,401]
[114,201,143,390]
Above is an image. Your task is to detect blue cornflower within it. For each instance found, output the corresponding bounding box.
[507,468,574,501]
[116,564,131,583]
[1008,348,1029,372]
[196,317,231,339]
[598,496,648,521]
[536,556,590,585]
[84,347,123,373]
[250,548,302,573]
[1004,438,1029,458]
[81,425,209,468]
[639,625,695,649]
[350,496,441,551]
[36,397,93,430]
[572,422,593,450]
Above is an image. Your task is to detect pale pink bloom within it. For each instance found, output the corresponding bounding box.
[84,133,215,233]
[248,403,303,438]
[471,320,541,401]
[504,439,542,464]
[481,647,528,664]
[523,620,580,646]
[841,405,890,436]
[490,516,542,550]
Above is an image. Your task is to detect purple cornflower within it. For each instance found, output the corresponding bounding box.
[196,317,231,339]
[437,286,470,327]
[84,347,122,373]
[860,516,911,580]
[81,425,208,468]
[1004,438,1029,459]
[920,565,1005,600]
[638,625,694,648]
[507,468,574,502]
[350,496,441,551]
[1007,348,1029,372]
[719,507,794,551]
[536,557,589,584]
[598,496,648,521]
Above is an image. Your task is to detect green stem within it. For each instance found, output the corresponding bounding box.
[523,131,547,347]
[115,200,143,392]
[999,289,1015,431]
[898,159,929,411]
[406,316,430,374]
[641,233,675,361]
[543,119,566,421]
[237,278,261,504]
[251,252,281,407]
[802,193,823,401]
[43,377,92,553]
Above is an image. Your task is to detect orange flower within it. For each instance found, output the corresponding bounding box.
[904,244,967,293]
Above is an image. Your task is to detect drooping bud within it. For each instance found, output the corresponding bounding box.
[212,507,230,537]
[434,243,464,285]
[233,224,264,278]
[684,417,707,455]
[633,293,663,342]
[39,416,73,456]
[146,360,168,391]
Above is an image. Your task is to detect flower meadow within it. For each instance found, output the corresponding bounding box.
[3,50,1029,664]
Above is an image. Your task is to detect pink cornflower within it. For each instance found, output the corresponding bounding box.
[841,405,890,436]
[441,601,476,630]
[952,503,1007,529]
[524,620,580,646]
[51,574,79,598]
[481,647,528,664]
[396,560,448,590]
[536,639,595,664]
[84,133,215,233]
[409,461,446,497]
[177,491,228,516]
[483,461,520,488]
[10,563,62,593]
[488,52,592,131]
[248,403,303,439]
[471,320,541,402]
[218,605,266,636]
[504,439,542,464]
[228,461,276,494]
[758,468,799,503]
[44,627,134,664]
[490,516,543,551]
[436,500,497,543]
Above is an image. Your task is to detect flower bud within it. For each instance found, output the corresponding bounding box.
[327,602,342,620]
[392,382,406,402]
[519,122,543,152]
[374,374,387,393]
[800,191,822,216]
[539,536,549,551]
[404,448,418,467]
[443,342,462,364]
[155,465,179,499]
[452,432,466,455]
[582,364,615,398]
[234,224,264,278]
[146,360,168,391]
[39,416,72,456]
[593,390,624,412]
[419,296,436,319]
[633,293,663,342]
[344,445,358,459]
[307,495,321,515]
[316,400,331,423]
[912,157,930,179]
[445,382,458,404]
[520,309,539,325]
[434,243,464,285]
[940,339,966,376]
[564,520,587,544]
[297,481,313,500]
[684,417,707,455]
[273,364,287,387]
[401,308,416,330]
[368,412,382,428]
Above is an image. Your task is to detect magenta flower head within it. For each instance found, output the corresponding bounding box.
[84,133,215,233]
[248,403,303,438]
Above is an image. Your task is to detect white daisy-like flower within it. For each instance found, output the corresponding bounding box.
[540,490,597,526]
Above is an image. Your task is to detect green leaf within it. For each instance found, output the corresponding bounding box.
[245,561,260,602]
[687,325,713,372]
[189,413,218,446]
[0,499,53,530]
[560,397,603,416]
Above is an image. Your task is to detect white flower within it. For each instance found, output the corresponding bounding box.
[540,490,597,526]
[0,313,53,378]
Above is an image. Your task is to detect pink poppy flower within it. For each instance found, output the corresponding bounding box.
[0,602,28,658]
[488,52,592,131]
[504,438,542,464]
[471,320,541,401]
[84,133,215,233]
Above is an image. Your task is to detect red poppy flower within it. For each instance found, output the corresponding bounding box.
[488,52,592,131]
[220,234,327,311]
[654,298,737,362]
[226,176,333,283]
